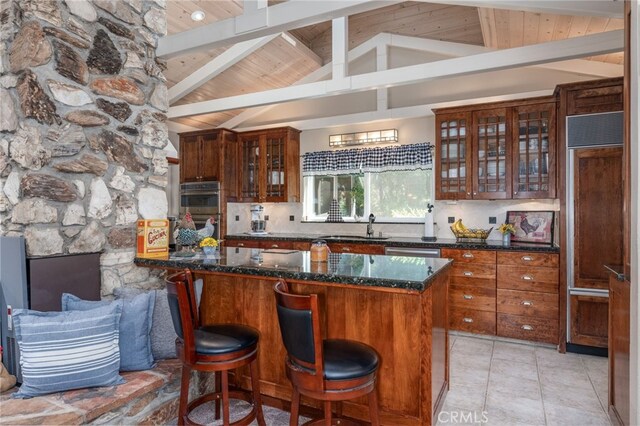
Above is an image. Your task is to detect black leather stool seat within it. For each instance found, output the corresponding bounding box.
[322,339,379,381]
[195,324,259,355]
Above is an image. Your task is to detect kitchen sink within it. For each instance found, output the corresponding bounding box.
[318,235,390,240]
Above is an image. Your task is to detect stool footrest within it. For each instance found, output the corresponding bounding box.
[185,389,259,426]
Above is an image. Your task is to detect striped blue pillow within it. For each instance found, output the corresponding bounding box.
[12,303,124,398]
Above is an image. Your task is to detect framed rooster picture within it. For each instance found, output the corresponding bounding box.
[506,210,555,244]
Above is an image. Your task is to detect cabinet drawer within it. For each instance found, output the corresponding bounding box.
[442,249,496,264]
[497,289,558,319]
[497,265,558,293]
[497,251,559,267]
[497,313,558,344]
[451,263,496,280]
[450,285,496,312]
[224,239,262,248]
[262,240,295,250]
[327,243,385,255]
[450,308,496,335]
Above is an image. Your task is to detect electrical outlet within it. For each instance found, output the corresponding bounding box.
[289,215,295,221]
[264,215,269,221]
[489,216,497,224]
[448,217,455,224]
[235,215,239,221]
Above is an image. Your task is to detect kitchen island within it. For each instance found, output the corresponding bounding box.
[137,247,452,425]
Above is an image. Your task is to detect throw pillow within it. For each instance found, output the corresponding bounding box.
[114,287,177,360]
[62,292,155,371]
[12,303,124,398]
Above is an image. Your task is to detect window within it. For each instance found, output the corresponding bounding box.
[304,170,432,222]
[302,143,434,222]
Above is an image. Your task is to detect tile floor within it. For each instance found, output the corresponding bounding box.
[176,333,611,425]
[439,333,611,426]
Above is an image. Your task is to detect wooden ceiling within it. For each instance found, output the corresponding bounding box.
[164,1,624,130]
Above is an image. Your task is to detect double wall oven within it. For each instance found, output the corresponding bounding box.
[179,181,221,240]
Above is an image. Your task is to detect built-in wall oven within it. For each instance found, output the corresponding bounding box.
[179,181,221,240]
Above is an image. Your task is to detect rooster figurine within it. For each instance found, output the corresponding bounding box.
[178,211,196,231]
[175,212,200,249]
[197,216,216,239]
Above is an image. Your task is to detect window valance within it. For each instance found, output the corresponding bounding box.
[302,142,433,176]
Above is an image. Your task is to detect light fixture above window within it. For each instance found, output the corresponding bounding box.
[329,129,398,147]
[191,10,206,21]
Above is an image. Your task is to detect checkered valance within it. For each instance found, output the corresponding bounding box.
[302,143,433,176]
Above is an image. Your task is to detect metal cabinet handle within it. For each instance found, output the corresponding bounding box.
[463,294,474,300]
[271,244,279,248]
[521,300,533,307]
[342,247,351,252]
[514,191,518,195]
[521,275,533,281]
[473,192,477,195]
[463,317,474,323]
[462,253,474,258]
[463,271,473,276]
[521,256,533,261]
[521,325,534,331]
[238,243,245,247]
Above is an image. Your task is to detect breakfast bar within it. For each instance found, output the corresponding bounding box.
[137,248,452,425]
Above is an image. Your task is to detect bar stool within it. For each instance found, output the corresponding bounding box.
[166,269,266,426]
[273,280,380,426]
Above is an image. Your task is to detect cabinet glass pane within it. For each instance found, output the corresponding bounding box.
[518,109,550,193]
[439,118,467,194]
[241,139,260,199]
[266,136,285,198]
[475,113,507,195]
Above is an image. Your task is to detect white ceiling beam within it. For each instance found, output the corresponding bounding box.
[417,0,624,19]
[168,34,280,104]
[376,44,388,111]
[157,0,402,59]
[332,17,348,79]
[167,121,200,134]
[168,30,623,119]
[234,90,555,132]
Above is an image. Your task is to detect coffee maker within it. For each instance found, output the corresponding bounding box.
[249,204,267,235]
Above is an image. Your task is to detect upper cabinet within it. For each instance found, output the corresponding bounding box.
[435,98,556,200]
[238,127,301,203]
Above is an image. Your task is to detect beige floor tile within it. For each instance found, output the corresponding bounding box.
[492,341,537,365]
[538,364,593,390]
[443,383,487,411]
[437,403,489,426]
[487,374,541,401]
[490,358,539,381]
[451,352,493,371]
[591,375,609,412]
[541,379,604,413]
[535,347,583,369]
[485,393,546,425]
[581,354,608,376]
[544,401,611,426]
[450,366,491,387]
[453,336,495,356]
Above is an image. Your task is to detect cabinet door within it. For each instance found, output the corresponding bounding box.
[472,108,510,199]
[200,132,220,181]
[570,294,608,348]
[513,104,556,198]
[239,134,262,201]
[435,113,472,200]
[180,135,201,182]
[264,132,286,202]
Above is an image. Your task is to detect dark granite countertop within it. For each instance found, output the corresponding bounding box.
[136,247,452,292]
[224,233,560,253]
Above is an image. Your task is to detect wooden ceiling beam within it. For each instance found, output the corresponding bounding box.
[168,29,623,119]
[157,0,403,59]
[418,0,624,19]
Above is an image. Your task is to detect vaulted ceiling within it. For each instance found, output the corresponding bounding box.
[163,1,624,132]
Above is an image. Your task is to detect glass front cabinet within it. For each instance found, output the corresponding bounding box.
[435,98,556,200]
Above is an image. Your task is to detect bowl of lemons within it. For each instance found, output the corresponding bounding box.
[450,219,493,242]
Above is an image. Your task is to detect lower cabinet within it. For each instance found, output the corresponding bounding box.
[570,294,609,348]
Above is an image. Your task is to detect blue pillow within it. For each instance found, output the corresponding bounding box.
[62,292,155,371]
[12,303,124,398]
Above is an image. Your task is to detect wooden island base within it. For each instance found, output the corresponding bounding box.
[198,271,449,426]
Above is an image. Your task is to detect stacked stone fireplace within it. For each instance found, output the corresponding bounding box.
[0,0,169,295]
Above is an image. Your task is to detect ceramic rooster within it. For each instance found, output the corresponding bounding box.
[177,211,196,231]
[175,212,200,248]
[197,216,216,239]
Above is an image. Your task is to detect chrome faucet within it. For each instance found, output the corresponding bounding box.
[366,214,375,238]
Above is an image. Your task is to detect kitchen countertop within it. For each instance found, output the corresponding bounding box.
[224,232,560,253]
[135,247,452,292]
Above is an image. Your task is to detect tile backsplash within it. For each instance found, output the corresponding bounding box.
[226,199,560,242]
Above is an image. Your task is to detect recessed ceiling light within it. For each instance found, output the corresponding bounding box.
[191,10,205,22]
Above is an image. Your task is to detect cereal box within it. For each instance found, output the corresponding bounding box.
[137,219,169,258]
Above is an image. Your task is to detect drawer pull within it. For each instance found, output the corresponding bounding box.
[271,244,279,248]
[521,275,534,281]
[342,247,351,252]
[521,300,533,307]
[521,256,533,262]
[463,294,474,300]
[521,325,534,331]
[462,253,474,259]
[463,271,474,276]
[238,243,245,247]
[463,317,474,323]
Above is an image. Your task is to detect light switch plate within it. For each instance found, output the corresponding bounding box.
[489,216,497,224]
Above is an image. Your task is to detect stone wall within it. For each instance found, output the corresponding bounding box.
[0,0,169,295]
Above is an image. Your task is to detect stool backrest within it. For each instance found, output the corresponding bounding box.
[273,281,324,390]
[166,269,200,362]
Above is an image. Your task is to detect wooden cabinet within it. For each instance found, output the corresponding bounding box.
[327,243,385,255]
[238,127,300,203]
[435,98,556,200]
[179,129,237,188]
[496,251,559,344]
[442,248,497,335]
[608,271,630,425]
